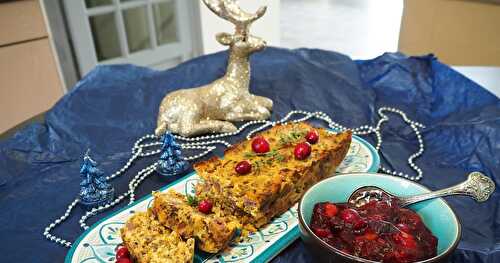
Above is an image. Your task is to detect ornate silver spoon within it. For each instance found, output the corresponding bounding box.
[348,172,496,208]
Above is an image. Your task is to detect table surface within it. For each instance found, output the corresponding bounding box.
[0,49,499,263]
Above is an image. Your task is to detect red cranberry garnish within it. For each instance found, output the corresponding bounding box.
[198,200,213,214]
[366,214,385,221]
[323,203,338,217]
[363,231,378,241]
[340,208,366,230]
[115,246,130,260]
[116,258,132,263]
[311,199,437,262]
[393,231,417,249]
[352,219,367,230]
[294,142,311,160]
[386,250,414,262]
[429,235,438,248]
[251,136,270,153]
[400,209,422,226]
[313,227,331,238]
[305,130,319,144]
[235,160,252,175]
[395,223,411,234]
[340,208,361,223]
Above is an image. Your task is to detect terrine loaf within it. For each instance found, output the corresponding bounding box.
[194,122,352,229]
[151,190,240,253]
[120,210,194,263]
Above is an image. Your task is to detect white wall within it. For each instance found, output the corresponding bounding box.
[198,0,281,55]
[280,0,403,60]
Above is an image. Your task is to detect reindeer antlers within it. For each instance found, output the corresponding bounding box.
[202,0,267,36]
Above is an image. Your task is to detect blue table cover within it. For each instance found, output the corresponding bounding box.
[0,48,499,263]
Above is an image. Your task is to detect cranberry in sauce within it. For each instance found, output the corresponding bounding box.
[310,200,438,263]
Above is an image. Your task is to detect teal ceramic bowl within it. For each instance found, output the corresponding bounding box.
[298,173,461,263]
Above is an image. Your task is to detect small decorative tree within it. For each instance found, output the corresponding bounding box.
[79,151,114,208]
[157,133,189,176]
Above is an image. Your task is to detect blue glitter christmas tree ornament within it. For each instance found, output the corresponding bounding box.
[157,133,190,176]
[79,150,114,209]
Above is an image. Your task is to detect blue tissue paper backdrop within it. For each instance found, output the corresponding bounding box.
[0,47,499,262]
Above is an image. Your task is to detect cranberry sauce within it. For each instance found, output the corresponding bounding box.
[310,199,438,263]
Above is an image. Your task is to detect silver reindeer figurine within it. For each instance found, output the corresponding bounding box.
[155,0,273,137]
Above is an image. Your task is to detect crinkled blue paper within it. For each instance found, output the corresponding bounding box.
[0,48,499,263]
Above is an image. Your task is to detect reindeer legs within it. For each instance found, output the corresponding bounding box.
[253,95,273,110]
[225,108,271,121]
[178,119,237,137]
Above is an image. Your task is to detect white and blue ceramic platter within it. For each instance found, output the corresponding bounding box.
[66,135,379,263]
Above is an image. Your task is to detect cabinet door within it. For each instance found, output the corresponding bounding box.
[64,0,196,75]
[0,39,63,133]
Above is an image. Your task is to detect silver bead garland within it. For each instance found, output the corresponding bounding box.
[43,198,79,247]
[43,107,425,248]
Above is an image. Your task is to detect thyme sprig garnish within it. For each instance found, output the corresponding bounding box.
[243,149,286,174]
[244,149,285,161]
[186,194,198,207]
[279,129,307,146]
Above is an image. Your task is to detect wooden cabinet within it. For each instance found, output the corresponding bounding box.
[399,0,500,66]
[0,0,47,46]
[0,0,64,134]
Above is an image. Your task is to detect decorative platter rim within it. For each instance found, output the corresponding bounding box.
[65,134,379,263]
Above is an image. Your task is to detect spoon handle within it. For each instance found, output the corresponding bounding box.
[398,172,495,207]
